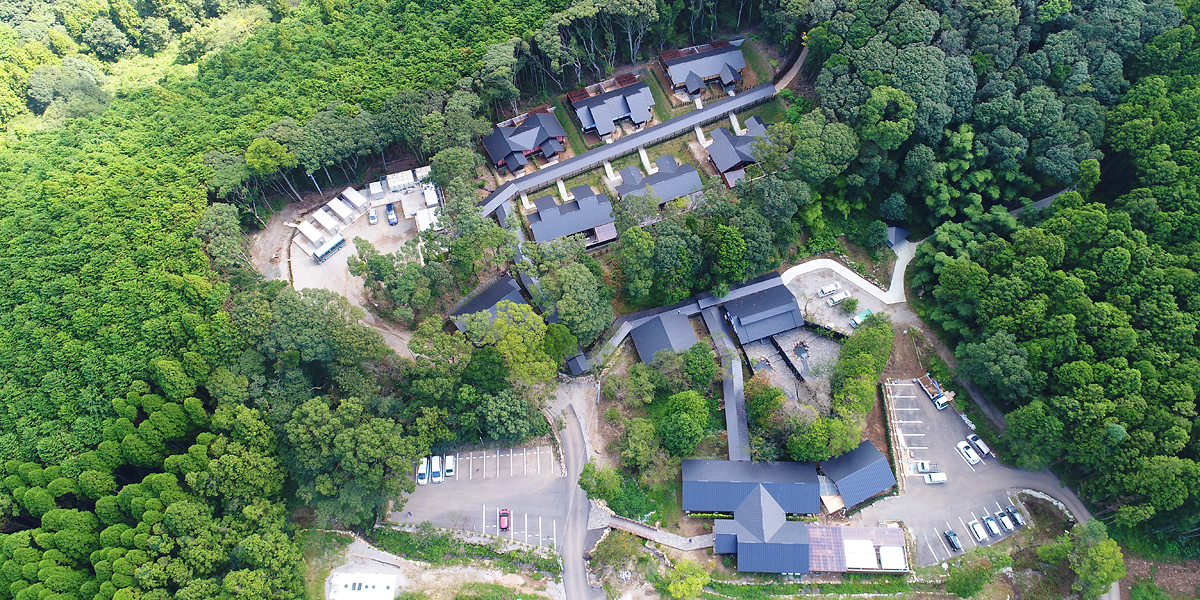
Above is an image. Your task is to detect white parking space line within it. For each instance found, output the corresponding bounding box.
[894,395,919,398]
[892,420,922,424]
[924,534,939,561]
[908,446,928,449]
[936,528,952,555]
[892,407,921,411]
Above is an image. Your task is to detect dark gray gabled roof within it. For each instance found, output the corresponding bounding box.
[819,441,897,509]
[618,165,644,187]
[665,45,747,88]
[719,62,742,85]
[566,352,591,375]
[527,187,615,243]
[710,483,812,573]
[708,116,769,173]
[886,227,909,247]
[684,71,705,94]
[573,83,655,135]
[614,156,704,205]
[722,278,804,343]
[630,312,699,363]
[482,112,568,167]
[682,459,820,514]
[736,485,786,542]
[450,275,526,323]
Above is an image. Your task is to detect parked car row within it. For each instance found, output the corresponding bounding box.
[956,434,991,465]
[944,505,1026,551]
[416,454,457,485]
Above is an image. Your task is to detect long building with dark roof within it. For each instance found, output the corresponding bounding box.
[526,186,617,246]
[614,155,704,204]
[662,41,747,94]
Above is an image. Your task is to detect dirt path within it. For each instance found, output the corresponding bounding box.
[249,202,303,282]
[328,538,557,600]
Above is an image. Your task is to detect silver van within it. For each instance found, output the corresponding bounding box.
[819,282,842,297]
[983,514,1002,537]
[968,520,988,542]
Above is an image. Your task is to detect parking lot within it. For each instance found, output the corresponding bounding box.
[290,206,417,301]
[388,446,570,549]
[854,379,1031,566]
[786,269,891,335]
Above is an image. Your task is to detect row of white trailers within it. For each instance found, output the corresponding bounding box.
[296,187,371,264]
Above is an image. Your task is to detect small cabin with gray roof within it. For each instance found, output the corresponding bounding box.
[818,441,897,509]
[571,82,655,139]
[630,311,699,363]
[526,186,618,247]
[721,274,805,344]
[662,42,746,94]
[615,156,704,205]
[708,116,769,186]
[450,275,526,329]
[482,112,568,174]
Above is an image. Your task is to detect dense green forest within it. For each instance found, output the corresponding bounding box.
[0,0,1196,593]
[912,1,1200,544]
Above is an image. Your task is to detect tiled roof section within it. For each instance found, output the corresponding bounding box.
[615,73,638,87]
[660,48,683,61]
[527,187,615,243]
[708,116,769,173]
[614,156,704,205]
[819,441,897,509]
[573,83,655,136]
[450,275,526,319]
[630,312,699,363]
[722,278,804,343]
[482,112,568,169]
[681,459,819,514]
[566,88,591,103]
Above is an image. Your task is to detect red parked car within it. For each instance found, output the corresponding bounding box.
[499,508,510,531]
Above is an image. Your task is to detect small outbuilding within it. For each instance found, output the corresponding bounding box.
[818,441,897,510]
[630,312,699,363]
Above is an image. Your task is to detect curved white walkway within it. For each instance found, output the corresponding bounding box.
[780,240,917,305]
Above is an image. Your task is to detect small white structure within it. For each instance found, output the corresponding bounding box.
[327,198,354,223]
[415,207,441,232]
[388,170,415,192]
[312,208,340,234]
[879,546,907,571]
[297,221,325,246]
[414,165,432,181]
[422,184,440,207]
[342,187,370,210]
[327,573,398,600]
[843,539,880,570]
[369,181,384,200]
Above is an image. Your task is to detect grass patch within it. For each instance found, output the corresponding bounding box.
[709,574,909,596]
[452,582,526,600]
[372,526,562,578]
[562,167,606,197]
[298,530,353,600]
[737,96,785,125]
[643,69,675,123]
[741,40,772,85]
[551,97,588,155]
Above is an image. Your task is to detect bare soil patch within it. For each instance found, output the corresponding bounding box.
[1122,555,1200,600]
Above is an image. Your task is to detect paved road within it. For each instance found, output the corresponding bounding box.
[781,240,917,305]
[559,406,604,600]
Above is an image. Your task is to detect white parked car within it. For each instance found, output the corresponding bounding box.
[416,456,429,485]
[923,473,947,484]
[430,455,443,484]
[968,519,989,542]
[819,282,842,297]
[368,208,378,225]
[957,441,981,465]
[827,290,852,306]
[997,511,1015,532]
[444,455,455,479]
